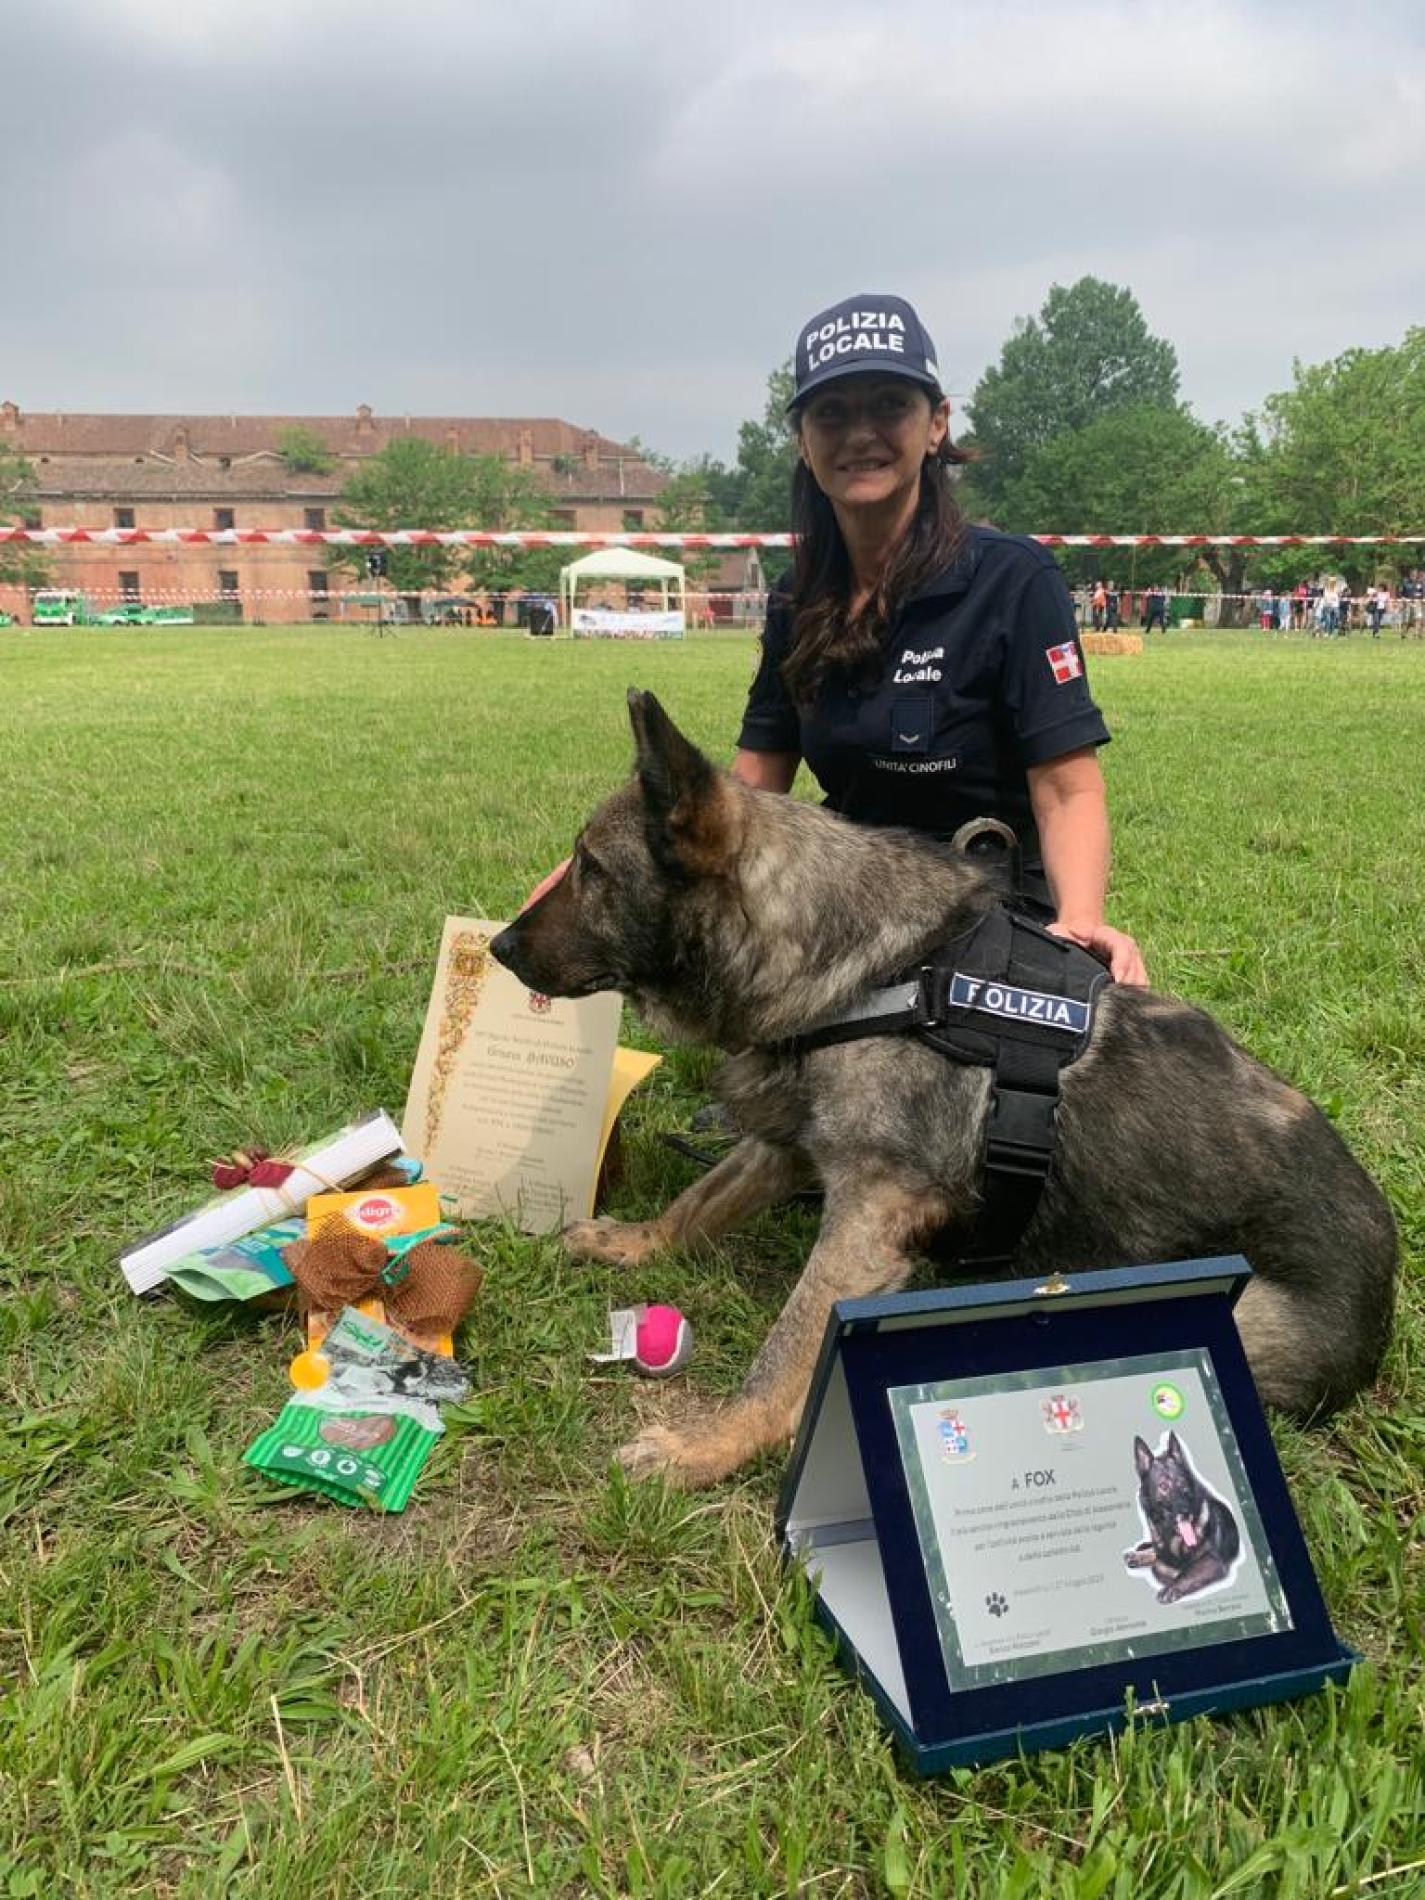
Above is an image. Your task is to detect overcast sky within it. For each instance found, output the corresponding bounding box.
[5,0,1422,462]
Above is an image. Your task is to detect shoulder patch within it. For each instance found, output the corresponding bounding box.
[1046,641,1083,684]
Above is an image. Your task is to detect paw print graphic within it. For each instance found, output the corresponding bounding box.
[985,1591,1009,1618]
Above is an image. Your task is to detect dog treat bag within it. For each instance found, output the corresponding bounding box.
[244,1388,443,1512]
[299,1304,472,1405]
[166,1219,305,1303]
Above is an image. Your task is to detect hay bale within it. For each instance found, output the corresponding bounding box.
[1081,632,1144,657]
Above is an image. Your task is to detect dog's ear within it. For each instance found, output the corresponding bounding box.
[1165,1431,1183,1462]
[627,689,713,807]
[626,688,737,873]
[1133,1436,1153,1475]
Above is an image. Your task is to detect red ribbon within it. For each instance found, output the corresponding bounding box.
[211,1147,297,1192]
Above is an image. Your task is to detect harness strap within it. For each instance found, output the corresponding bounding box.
[767,906,1110,1268]
[971,1033,1063,1266]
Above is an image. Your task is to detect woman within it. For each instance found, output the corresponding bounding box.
[734,292,1145,984]
[526,291,1144,987]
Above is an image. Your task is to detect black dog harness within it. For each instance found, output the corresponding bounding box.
[776,908,1112,1264]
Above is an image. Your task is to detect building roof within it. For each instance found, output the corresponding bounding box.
[1,403,670,504]
[26,455,670,504]
[30,456,341,501]
[3,405,631,461]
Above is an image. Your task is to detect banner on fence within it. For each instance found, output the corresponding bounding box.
[571,608,686,639]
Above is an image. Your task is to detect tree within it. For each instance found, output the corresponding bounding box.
[1001,405,1244,597]
[962,279,1180,514]
[455,456,563,598]
[0,443,51,593]
[1000,407,1270,622]
[276,425,336,474]
[651,461,723,587]
[725,360,798,531]
[332,438,555,596]
[1242,330,1425,588]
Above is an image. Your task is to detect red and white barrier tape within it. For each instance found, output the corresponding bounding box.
[2,580,1412,610]
[2,528,1424,550]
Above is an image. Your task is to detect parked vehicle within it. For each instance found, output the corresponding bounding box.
[32,589,92,625]
[95,603,196,626]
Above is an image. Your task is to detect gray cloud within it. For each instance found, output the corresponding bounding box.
[3,0,1422,465]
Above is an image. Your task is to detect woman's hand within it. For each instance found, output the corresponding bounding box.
[521,857,570,913]
[1047,918,1149,987]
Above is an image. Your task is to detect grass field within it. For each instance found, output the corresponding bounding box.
[0,624,1422,1899]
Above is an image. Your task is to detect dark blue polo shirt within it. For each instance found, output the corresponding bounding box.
[737,526,1109,892]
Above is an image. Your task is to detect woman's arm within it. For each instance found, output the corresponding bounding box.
[1027,748,1148,986]
[731,748,800,794]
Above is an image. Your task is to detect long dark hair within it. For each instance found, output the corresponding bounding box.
[783,419,973,705]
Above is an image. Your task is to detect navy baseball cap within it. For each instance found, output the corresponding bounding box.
[788,293,942,410]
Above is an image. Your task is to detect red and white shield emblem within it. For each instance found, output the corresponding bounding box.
[1046,641,1083,684]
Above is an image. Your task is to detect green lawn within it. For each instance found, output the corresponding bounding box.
[0,625,1422,1899]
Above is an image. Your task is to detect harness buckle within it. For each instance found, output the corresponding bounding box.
[983,1084,1058,1182]
[912,965,941,1030]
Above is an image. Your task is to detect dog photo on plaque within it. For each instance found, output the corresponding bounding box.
[777,1258,1355,1773]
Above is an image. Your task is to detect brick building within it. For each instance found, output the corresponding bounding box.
[0,401,671,621]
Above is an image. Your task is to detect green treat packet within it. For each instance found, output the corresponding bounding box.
[168,1218,304,1302]
[244,1389,442,1511]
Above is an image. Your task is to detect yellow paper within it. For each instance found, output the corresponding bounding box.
[593,1047,663,1210]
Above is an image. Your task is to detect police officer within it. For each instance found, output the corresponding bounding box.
[734,293,1146,985]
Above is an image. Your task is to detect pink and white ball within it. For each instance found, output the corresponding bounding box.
[633,1304,694,1378]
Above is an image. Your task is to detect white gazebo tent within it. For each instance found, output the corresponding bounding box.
[558,547,687,636]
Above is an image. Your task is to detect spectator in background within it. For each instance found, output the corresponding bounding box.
[1339,584,1354,633]
[1367,585,1387,638]
[1104,584,1121,631]
[1258,586,1275,631]
[1319,582,1339,635]
[1091,579,1107,631]
[1292,581,1309,631]
[1400,573,1420,637]
[1142,584,1168,634]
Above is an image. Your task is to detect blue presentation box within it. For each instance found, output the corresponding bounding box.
[776,1257,1356,1774]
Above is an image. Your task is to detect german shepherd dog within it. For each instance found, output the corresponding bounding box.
[1125,1432,1241,1604]
[491,693,1397,1487]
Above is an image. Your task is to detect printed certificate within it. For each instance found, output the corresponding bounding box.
[403,917,632,1233]
[888,1349,1291,1690]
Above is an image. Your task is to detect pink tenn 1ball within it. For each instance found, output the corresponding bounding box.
[633,1304,694,1378]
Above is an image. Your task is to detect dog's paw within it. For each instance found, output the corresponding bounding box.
[615,1405,770,1488]
[561,1216,665,1267]
[615,1424,696,1484]
[1156,1581,1184,1604]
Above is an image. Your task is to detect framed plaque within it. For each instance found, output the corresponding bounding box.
[777,1259,1355,1773]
